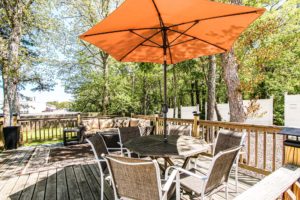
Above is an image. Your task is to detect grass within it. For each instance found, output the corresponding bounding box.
[21,127,75,146]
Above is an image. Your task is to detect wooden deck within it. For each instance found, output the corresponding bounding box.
[0,144,261,200]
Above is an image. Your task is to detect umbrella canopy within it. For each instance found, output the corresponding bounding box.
[80,0,265,64]
[80,0,265,142]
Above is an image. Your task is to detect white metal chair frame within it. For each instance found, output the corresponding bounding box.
[166,146,242,200]
[117,126,142,157]
[104,156,181,200]
[167,124,192,136]
[86,134,108,200]
[195,130,247,192]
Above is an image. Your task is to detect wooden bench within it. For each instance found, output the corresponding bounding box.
[234,165,300,200]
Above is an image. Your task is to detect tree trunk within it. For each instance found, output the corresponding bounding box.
[3,17,22,126]
[142,72,147,115]
[215,102,222,121]
[207,55,216,121]
[101,53,109,115]
[195,80,200,107]
[221,49,245,122]
[190,82,195,106]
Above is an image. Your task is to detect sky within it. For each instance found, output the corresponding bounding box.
[22,81,73,103]
[0,81,73,105]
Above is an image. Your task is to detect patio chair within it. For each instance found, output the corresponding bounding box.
[86,134,110,200]
[104,155,180,200]
[195,130,246,192]
[167,124,192,136]
[166,146,242,200]
[118,126,141,157]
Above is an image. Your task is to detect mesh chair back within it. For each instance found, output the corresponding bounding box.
[168,124,192,136]
[105,155,162,200]
[118,126,141,144]
[205,146,241,194]
[86,134,108,170]
[214,130,245,156]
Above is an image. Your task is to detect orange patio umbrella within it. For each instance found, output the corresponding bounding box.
[80,0,265,142]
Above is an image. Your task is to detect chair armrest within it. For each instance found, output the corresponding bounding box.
[162,169,179,192]
[162,169,180,200]
[207,142,214,146]
[95,158,106,162]
[165,166,208,181]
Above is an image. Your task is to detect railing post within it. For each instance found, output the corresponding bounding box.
[131,113,134,118]
[77,113,81,126]
[155,114,159,135]
[13,113,19,126]
[193,114,199,138]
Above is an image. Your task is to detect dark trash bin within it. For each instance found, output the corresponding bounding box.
[3,126,21,150]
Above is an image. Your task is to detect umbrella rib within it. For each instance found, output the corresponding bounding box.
[119,30,162,61]
[130,30,162,48]
[151,0,166,27]
[169,10,261,29]
[82,27,160,37]
[169,21,199,46]
[169,29,227,51]
[141,44,161,48]
[165,33,174,64]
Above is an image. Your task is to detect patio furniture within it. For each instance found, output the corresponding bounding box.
[166,146,242,200]
[63,127,84,146]
[86,134,110,200]
[168,124,192,136]
[75,117,153,140]
[98,129,120,149]
[104,155,180,200]
[124,135,210,170]
[118,126,142,157]
[195,130,246,192]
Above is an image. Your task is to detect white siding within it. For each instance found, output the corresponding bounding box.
[285,93,300,128]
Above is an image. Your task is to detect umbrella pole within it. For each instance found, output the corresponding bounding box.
[162,27,168,143]
[163,59,168,143]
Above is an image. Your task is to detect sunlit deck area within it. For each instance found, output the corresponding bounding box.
[0,144,261,200]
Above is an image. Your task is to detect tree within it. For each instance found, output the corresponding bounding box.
[0,0,56,126]
[54,0,122,115]
[1,0,34,126]
[207,55,217,121]
[220,0,246,123]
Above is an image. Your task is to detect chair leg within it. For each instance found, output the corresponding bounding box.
[176,173,180,200]
[235,160,239,193]
[225,184,228,200]
[101,175,104,200]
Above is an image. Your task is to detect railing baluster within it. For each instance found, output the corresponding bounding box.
[255,130,258,167]
[263,131,267,170]
[247,129,251,165]
[273,133,276,171]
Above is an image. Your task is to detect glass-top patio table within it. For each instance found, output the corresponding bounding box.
[124,135,210,169]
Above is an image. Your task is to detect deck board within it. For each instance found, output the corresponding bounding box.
[19,172,39,200]
[45,169,57,200]
[0,144,261,200]
[56,168,69,200]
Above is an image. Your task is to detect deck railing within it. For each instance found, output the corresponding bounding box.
[133,114,284,176]
[234,165,300,200]
[18,117,79,143]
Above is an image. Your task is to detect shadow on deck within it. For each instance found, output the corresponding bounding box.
[0,144,261,200]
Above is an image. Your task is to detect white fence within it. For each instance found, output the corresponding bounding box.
[180,105,199,119]
[205,98,274,125]
[167,108,178,118]
[285,93,300,128]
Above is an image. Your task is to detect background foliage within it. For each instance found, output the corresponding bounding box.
[1,0,299,125]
